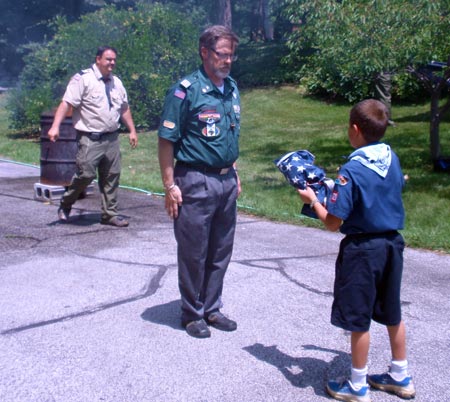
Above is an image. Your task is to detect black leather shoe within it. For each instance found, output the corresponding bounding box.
[183,319,211,339]
[206,311,237,332]
[100,216,129,227]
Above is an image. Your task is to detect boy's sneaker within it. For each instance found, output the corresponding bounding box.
[368,372,415,399]
[326,379,370,402]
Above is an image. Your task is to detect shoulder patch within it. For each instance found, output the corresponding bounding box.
[335,175,348,186]
[163,120,176,129]
[174,88,186,100]
[180,79,191,89]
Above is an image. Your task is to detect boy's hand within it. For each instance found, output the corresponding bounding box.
[297,186,317,203]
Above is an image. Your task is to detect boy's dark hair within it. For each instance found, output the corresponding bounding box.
[350,99,389,143]
[198,25,239,59]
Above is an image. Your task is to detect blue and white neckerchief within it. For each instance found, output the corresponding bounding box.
[349,143,392,178]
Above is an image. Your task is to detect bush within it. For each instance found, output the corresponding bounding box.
[6,3,203,132]
[283,0,450,103]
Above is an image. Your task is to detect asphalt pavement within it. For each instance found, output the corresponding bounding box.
[1,159,449,402]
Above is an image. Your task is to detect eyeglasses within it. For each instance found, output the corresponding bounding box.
[210,48,238,62]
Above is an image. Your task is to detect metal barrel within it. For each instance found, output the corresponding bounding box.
[40,111,77,186]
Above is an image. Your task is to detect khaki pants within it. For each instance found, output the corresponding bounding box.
[60,132,121,220]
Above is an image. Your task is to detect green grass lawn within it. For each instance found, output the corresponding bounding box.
[1,87,449,253]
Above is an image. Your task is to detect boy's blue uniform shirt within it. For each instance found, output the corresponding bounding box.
[158,66,240,168]
[327,142,406,235]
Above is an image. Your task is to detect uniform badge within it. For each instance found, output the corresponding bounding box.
[330,190,339,203]
[335,175,348,186]
[199,110,221,137]
[163,120,176,129]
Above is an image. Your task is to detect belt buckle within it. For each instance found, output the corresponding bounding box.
[90,132,101,140]
[219,167,230,175]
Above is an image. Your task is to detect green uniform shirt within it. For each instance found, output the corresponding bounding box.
[158,66,241,168]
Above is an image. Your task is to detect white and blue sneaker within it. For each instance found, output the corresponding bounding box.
[326,379,370,402]
[368,372,415,399]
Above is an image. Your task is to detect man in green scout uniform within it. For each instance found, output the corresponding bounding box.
[48,46,138,227]
[158,25,241,338]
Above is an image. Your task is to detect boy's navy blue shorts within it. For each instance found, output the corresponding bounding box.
[331,231,404,332]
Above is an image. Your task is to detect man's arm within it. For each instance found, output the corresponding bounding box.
[47,101,71,142]
[120,105,138,148]
[158,137,182,219]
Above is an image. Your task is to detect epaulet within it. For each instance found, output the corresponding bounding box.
[180,78,192,89]
[70,68,90,82]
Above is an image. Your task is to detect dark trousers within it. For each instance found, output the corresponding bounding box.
[173,164,238,323]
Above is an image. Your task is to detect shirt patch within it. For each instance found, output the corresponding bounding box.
[330,190,339,203]
[202,126,220,137]
[198,111,220,123]
[163,120,176,129]
[233,105,240,114]
[174,89,186,100]
[335,175,348,186]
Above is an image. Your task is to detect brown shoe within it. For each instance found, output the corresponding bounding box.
[100,216,129,227]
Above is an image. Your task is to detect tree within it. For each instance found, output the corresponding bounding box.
[283,0,450,102]
[6,3,202,131]
[0,0,86,82]
[407,61,450,169]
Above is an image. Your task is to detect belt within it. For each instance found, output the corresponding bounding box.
[77,130,118,140]
[346,230,399,239]
[176,161,232,175]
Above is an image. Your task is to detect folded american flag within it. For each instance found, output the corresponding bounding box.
[274,150,334,218]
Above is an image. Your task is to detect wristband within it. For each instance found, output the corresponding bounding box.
[165,183,176,191]
[310,198,320,209]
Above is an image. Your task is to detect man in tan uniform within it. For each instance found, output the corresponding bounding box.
[48,46,138,227]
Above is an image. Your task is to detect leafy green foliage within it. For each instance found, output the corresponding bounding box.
[232,42,294,87]
[6,3,202,131]
[283,0,450,102]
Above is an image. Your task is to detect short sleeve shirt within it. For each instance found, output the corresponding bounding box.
[158,66,241,168]
[63,64,129,133]
[327,147,406,234]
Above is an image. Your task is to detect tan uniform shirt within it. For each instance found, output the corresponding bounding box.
[63,64,129,133]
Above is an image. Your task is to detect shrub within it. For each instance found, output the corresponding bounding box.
[6,3,203,132]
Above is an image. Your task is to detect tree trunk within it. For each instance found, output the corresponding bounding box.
[217,0,232,28]
[262,0,274,40]
[430,91,441,162]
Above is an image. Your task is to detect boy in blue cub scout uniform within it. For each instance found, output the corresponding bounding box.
[298,99,416,401]
[158,25,241,339]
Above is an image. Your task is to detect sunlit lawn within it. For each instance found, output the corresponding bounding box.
[1,87,449,253]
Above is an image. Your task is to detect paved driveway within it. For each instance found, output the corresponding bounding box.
[1,159,449,401]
